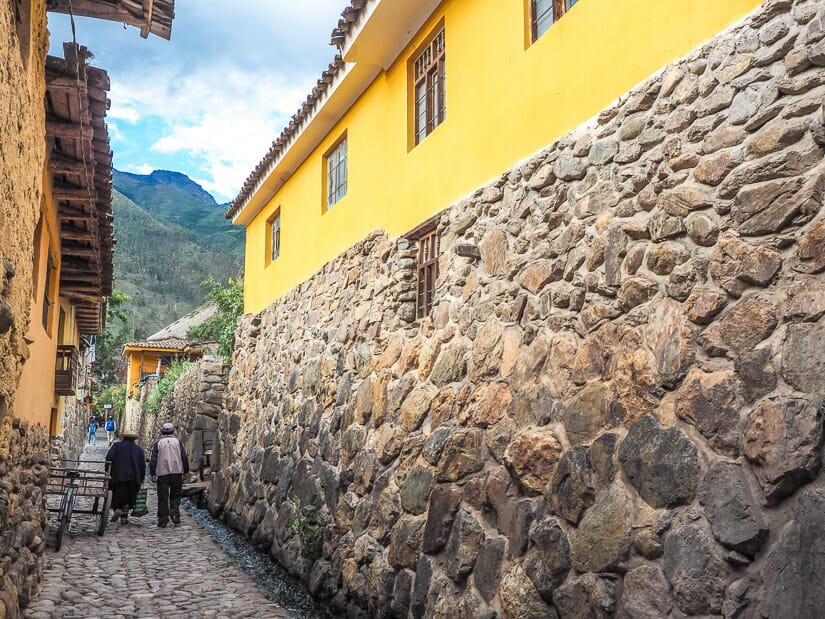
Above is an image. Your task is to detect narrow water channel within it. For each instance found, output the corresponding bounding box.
[184,500,336,618]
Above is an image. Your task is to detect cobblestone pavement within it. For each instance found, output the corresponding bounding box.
[25,443,292,618]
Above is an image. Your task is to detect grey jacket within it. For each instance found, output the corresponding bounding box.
[150,434,189,477]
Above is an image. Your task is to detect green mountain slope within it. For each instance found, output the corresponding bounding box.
[111,188,241,337]
[113,169,244,257]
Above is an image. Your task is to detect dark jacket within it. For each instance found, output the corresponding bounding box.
[150,435,189,477]
[106,439,146,484]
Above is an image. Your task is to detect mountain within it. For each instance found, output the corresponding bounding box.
[110,170,243,336]
[113,169,244,257]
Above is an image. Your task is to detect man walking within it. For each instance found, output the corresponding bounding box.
[149,422,189,528]
[105,415,117,445]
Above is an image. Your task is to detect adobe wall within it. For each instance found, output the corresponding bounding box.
[0,1,55,616]
[0,0,48,438]
[214,1,825,616]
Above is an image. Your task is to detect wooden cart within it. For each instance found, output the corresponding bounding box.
[46,459,112,551]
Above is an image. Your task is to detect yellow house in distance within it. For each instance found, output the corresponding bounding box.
[227,0,764,314]
[122,305,217,396]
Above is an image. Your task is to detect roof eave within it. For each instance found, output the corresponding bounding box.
[231,60,383,227]
[335,0,443,69]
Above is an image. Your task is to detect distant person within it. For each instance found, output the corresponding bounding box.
[105,415,117,445]
[105,430,146,525]
[150,423,189,528]
[86,417,97,446]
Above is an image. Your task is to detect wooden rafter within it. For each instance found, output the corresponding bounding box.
[45,0,175,40]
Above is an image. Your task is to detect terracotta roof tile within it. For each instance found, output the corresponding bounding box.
[226,1,378,221]
[225,54,346,220]
[122,338,190,351]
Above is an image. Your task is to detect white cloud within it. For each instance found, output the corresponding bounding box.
[108,102,140,124]
[48,0,345,200]
[107,120,125,143]
[123,163,155,175]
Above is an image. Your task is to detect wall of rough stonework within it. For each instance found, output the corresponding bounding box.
[0,421,50,618]
[155,359,227,478]
[213,1,825,617]
[1,1,56,617]
[58,397,87,462]
[129,360,228,477]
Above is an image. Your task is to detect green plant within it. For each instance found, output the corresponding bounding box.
[289,496,327,569]
[91,290,131,389]
[144,360,191,416]
[186,277,244,358]
[92,384,127,427]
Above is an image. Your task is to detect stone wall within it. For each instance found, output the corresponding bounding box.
[155,359,227,479]
[0,421,49,618]
[58,397,87,462]
[130,360,228,478]
[213,1,825,617]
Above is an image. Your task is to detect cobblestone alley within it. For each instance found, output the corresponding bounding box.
[24,444,292,619]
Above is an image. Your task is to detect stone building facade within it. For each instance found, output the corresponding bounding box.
[1,2,52,616]
[209,1,825,616]
[160,1,825,616]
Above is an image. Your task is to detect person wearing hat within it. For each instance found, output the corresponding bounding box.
[149,422,189,528]
[105,430,146,525]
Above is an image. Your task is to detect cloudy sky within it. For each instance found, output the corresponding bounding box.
[48,0,344,202]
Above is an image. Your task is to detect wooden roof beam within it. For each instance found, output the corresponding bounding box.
[47,119,94,140]
[49,151,86,175]
[46,0,174,40]
[53,183,96,203]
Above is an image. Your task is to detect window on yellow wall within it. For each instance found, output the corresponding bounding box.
[412,25,446,146]
[325,134,348,209]
[31,214,43,297]
[531,0,578,42]
[266,209,281,265]
[42,254,55,332]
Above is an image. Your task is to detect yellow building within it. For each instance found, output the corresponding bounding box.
[122,306,218,396]
[228,0,764,314]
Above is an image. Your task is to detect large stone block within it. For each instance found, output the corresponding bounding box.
[570,481,632,573]
[782,320,825,392]
[698,462,768,557]
[553,574,617,619]
[504,428,563,495]
[619,415,700,508]
[759,488,825,618]
[548,446,596,525]
[663,523,729,615]
[742,395,823,504]
[674,368,740,455]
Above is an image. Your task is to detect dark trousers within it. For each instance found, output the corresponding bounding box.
[111,480,140,511]
[156,473,183,524]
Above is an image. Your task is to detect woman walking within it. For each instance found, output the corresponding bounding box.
[105,430,146,525]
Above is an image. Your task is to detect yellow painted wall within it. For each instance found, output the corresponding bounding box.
[243,0,763,313]
[17,176,62,430]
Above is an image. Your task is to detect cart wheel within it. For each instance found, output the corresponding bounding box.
[98,490,113,536]
[55,488,75,551]
[54,508,66,552]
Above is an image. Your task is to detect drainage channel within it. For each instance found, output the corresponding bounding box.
[184,500,336,618]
